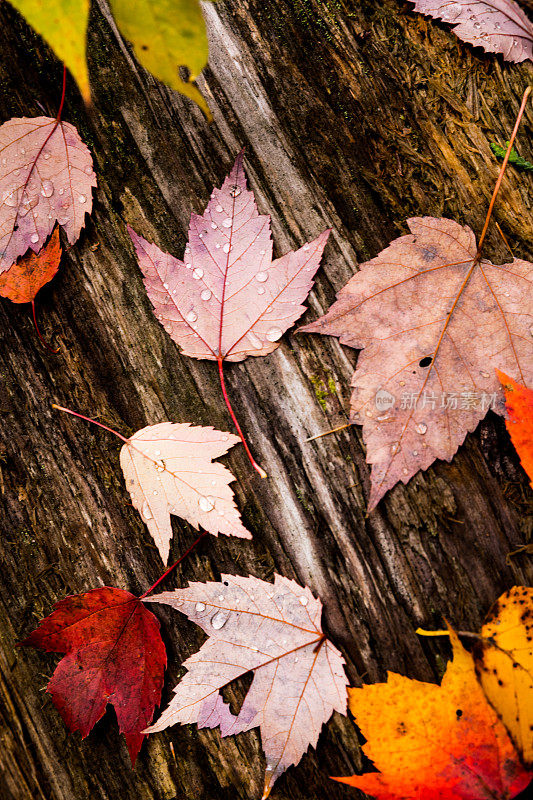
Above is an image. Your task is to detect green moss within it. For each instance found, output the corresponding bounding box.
[310,373,337,410]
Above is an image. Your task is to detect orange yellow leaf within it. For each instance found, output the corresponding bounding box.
[335,629,531,799]
[497,371,533,489]
[474,586,533,767]
[0,227,61,303]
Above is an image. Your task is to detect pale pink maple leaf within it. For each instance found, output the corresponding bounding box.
[144,573,347,799]
[299,217,533,509]
[0,116,96,272]
[410,1,533,62]
[120,422,251,563]
[128,152,329,476]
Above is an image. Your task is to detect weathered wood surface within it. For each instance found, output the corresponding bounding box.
[0,1,532,798]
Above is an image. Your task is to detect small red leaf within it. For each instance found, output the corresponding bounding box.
[20,586,166,765]
[0,227,61,303]
[497,370,533,489]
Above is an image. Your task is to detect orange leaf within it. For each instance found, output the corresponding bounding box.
[0,227,61,303]
[497,370,533,489]
[334,629,531,799]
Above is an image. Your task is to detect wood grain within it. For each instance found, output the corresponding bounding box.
[0,1,532,798]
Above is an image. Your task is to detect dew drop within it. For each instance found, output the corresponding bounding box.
[192,268,204,280]
[84,165,93,175]
[153,490,158,496]
[30,233,39,243]
[480,371,490,378]
[186,310,198,323]
[494,21,501,30]
[215,205,223,213]
[222,218,232,228]
[211,223,218,229]
[78,194,86,204]
[195,602,206,612]
[391,443,401,455]
[13,169,20,176]
[141,502,153,521]
[416,423,428,435]
[259,249,266,256]
[256,271,268,282]
[402,468,409,475]
[412,450,418,456]
[248,332,263,350]
[2,190,17,207]
[299,596,308,606]
[230,185,241,198]
[40,180,54,198]
[215,244,220,249]
[58,188,65,196]
[198,495,215,512]
[266,327,283,342]
[200,288,212,302]
[365,410,373,418]
[20,148,25,155]
[163,282,169,289]
[43,152,51,160]
[155,460,165,472]
[211,610,229,630]
[303,243,310,251]
[223,243,230,254]
[257,286,265,295]
[294,657,299,663]
[513,38,519,46]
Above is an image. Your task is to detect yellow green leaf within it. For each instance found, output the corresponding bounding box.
[109,0,212,119]
[8,0,90,102]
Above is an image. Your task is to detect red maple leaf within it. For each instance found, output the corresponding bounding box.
[20,586,166,765]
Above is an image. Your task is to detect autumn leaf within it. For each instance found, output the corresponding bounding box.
[410,1,533,62]
[474,586,533,767]
[0,116,96,272]
[19,587,167,765]
[497,370,533,489]
[109,0,213,120]
[335,629,531,800]
[7,0,90,101]
[119,422,251,563]
[299,216,533,508]
[144,573,348,798]
[128,151,330,474]
[0,226,61,303]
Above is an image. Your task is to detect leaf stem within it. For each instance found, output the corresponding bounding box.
[52,404,130,442]
[56,65,67,122]
[217,357,267,478]
[476,86,531,256]
[138,531,208,600]
[32,300,59,353]
[305,422,352,442]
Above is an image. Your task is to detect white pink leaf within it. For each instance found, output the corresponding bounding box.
[411,1,533,62]
[144,573,347,798]
[120,423,251,563]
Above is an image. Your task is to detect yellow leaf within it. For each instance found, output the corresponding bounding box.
[109,0,212,119]
[8,0,90,102]
[474,586,533,767]
[335,629,531,799]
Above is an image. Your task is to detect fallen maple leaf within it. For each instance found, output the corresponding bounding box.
[474,586,533,767]
[497,370,533,489]
[0,115,96,272]
[0,226,61,303]
[300,215,533,508]
[410,1,533,62]
[119,422,251,563]
[19,586,166,765]
[144,573,348,798]
[335,628,531,800]
[128,151,330,475]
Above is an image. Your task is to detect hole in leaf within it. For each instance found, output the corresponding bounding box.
[419,356,433,368]
[220,670,254,715]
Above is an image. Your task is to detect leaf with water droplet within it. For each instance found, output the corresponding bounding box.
[410,1,533,62]
[144,573,347,798]
[0,116,96,272]
[128,152,329,475]
[300,217,532,508]
[0,226,61,304]
[120,422,251,563]
[127,152,329,363]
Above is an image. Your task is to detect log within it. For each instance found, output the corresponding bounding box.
[0,0,532,798]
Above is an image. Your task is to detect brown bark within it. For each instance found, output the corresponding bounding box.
[0,1,532,798]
